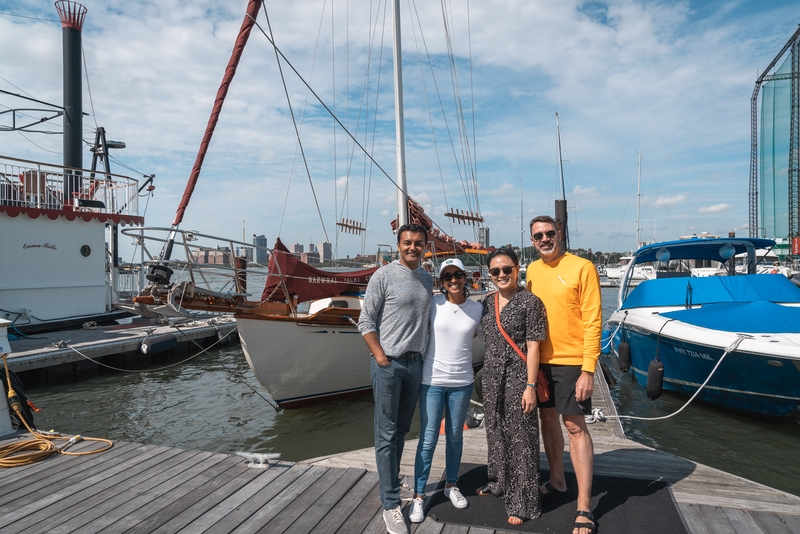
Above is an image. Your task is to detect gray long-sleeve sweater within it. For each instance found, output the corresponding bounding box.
[358,260,432,357]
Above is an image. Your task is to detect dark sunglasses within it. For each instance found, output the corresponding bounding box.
[441,271,466,282]
[489,266,515,277]
[532,229,557,242]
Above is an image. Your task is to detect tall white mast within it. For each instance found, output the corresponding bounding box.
[392,0,408,227]
[520,178,524,263]
[636,151,642,250]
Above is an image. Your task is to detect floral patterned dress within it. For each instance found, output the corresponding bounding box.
[481,289,547,520]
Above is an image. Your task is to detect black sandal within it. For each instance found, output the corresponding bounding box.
[476,484,502,497]
[572,510,596,534]
[540,481,569,500]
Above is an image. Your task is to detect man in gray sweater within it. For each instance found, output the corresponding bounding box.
[359,223,432,534]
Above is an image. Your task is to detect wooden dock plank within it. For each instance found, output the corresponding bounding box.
[750,511,797,534]
[0,435,131,490]
[228,465,328,533]
[283,467,367,534]
[18,446,184,534]
[105,454,243,534]
[308,470,379,534]
[696,505,736,532]
[676,503,712,534]
[260,466,352,533]
[0,443,157,532]
[722,508,766,534]
[75,449,222,534]
[0,440,138,507]
[146,461,265,534]
[411,519,444,534]
[47,446,191,534]
[175,462,294,534]
[203,464,312,534]
[334,472,383,534]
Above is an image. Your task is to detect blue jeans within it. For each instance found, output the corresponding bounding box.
[372,355,423,509]
[414,383,473,495]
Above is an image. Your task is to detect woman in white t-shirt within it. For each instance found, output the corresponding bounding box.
[409,258,482,524]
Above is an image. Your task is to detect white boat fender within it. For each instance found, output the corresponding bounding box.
[140,333,178,355]
[617,340,631,373]
[646,360,664,400]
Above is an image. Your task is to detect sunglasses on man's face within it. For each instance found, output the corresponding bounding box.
[489,266,515,277]
[441,271,466,282]
[532,229,557,242]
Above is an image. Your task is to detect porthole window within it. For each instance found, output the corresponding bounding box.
[80,245,91,257]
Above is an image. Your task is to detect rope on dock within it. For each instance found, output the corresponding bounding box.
[591,334,751,423]
[1,354,114,468]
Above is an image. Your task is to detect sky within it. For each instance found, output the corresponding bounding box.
[2,0,799,261]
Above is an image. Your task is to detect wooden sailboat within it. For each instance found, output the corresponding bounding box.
[125,0,486,408]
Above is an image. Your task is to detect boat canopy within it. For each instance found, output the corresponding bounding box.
[261,238,378,303]
[630,237,776,265]
[660,300,800,334]
[621,273,800,310]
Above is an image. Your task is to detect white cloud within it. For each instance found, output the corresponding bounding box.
[651,194,687,208]
[491,183,515,196]
[699,203,733,213]
[572,185,599,198]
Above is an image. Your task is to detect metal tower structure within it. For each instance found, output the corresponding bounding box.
[749,25,800,239]
[790,40,800,245]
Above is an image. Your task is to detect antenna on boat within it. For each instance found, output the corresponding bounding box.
[636,151,642,250]
[146,0,263,284]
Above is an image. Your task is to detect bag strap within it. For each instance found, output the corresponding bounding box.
[494,291,527,363]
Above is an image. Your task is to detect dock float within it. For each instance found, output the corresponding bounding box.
[1,376,798,532]
[5,317,237,385]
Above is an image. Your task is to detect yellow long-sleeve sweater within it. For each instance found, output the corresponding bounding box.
[526,252,602,373]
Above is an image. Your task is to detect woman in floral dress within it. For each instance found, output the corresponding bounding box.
[478,247,547,525]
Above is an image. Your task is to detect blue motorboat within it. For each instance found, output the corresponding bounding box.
[607,237,800,419]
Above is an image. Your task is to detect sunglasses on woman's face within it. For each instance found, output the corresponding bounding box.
[489,266,515,277]
[441,271,466,282]
[532,229,557,242]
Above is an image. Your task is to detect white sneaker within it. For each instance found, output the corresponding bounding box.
[409,497,425,523]
[382,506,408,534]
[444,486,469,509]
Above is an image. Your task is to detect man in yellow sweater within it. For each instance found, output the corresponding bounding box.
[526,215,601,534]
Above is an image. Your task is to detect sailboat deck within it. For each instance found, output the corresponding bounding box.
[1,373,797,533]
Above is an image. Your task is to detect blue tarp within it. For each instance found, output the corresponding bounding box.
[661,300,800,334]
[621,274,800,310]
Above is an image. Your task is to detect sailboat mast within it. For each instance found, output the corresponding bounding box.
[554,112,569,251]
[392,0,409,227]
[556,112,566,201]
[636,151,641,250]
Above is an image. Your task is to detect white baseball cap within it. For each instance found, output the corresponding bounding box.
[438,258,466,276]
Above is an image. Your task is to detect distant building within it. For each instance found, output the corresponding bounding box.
[300,252,320,264]
[235,246,253,262]
[291,243,304,254]
[308,243,316,254]
[478,227,490,247]
[253,234,268,264]
[191,246,231,265]
[318,241,332,261]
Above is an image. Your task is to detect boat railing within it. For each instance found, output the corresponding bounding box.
[0,155,140,217]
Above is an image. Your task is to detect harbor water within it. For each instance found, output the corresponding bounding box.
[17,288,800,497]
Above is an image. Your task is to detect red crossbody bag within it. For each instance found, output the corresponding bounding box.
[493,292,550,402]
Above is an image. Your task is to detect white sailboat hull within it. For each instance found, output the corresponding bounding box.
[238,315,485,408]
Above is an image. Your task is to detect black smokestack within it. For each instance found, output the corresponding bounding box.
[55,1,87,197]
